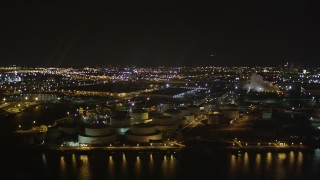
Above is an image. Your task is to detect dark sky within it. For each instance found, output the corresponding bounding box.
[0,0,319,67]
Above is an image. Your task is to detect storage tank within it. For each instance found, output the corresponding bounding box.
[176,107,191,116]
[131,108,149,121]
[85,124,113,136]
[131,123,157,135]
[78,124,117,144]
[163,108,183,120]
[110,111,132,135]
[152,115,178,131]
[159,102,175,113]
[126,123,162,143]
[152,115,175,126]
[188,105,200,116]
[78,135,117,145]
[223,109,239,119]
[207,113,223,125]
[220,104,239,110]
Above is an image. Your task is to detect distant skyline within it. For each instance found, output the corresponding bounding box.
[0,1,319,67]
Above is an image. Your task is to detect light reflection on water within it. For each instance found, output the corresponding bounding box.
[134,155,141,179]
[226,151,309,180]
[255,154,261,177]
[108,155,114,179]
[10,150,320,180]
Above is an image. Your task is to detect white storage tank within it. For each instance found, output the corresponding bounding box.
[131,108,149,121]
[131,123,157,135]
[152,115,178,131]
[78,135,117,145]
[78,124,117,145]
[85,124,113,136]
[126,123,162,143]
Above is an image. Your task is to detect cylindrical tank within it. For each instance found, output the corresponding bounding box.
[188,105,200,115]
[130,109,149,123]
[163,109,182,120]
[78,134,117,144]
[176,107,190,116]
[159,103,175,113]
[85,124,112,136]
[110,116,132,128]
[125,130,162,143]
[131,109,149,121]
[131,123,157,135]
[152,115,175,126]
[154,124,178,131]
[207,113,223,125]
[223,110,239,119]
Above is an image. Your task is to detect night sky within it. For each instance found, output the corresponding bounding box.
[0,0,319,67]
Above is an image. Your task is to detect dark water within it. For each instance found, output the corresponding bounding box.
[2,149,320,180]
[0,103,78,135]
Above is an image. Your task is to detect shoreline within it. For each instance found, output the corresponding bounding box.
[5,143,316,155]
